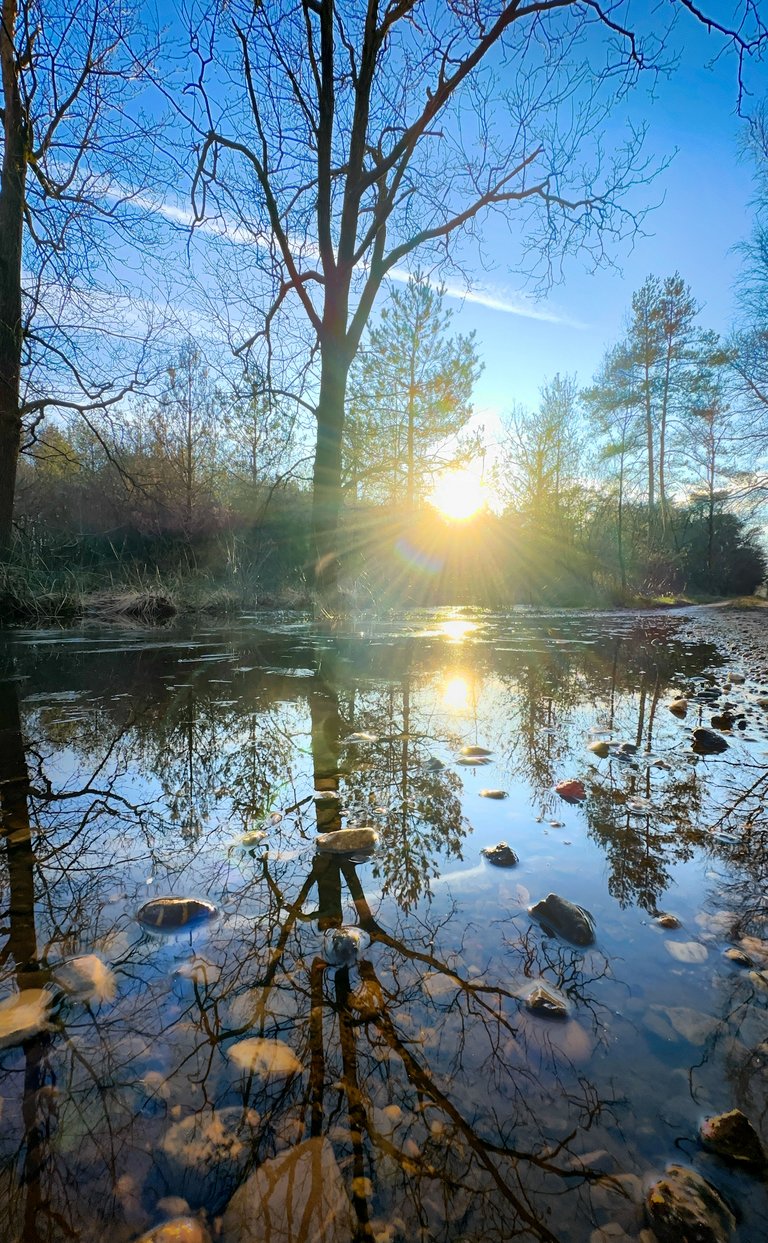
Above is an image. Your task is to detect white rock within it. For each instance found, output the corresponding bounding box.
[227,1037,302,1077]
[220,1138,354,1243]
[54,954,117,1003]
[664,940,708,964]
[0,988,52,1048]
[316,827,378,853]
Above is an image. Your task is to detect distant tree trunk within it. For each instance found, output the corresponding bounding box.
[0,0,26,556]
[617,452,627,590]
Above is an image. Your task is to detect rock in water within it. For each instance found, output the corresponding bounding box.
[479,788,508,799]
[700,1109,766,1167]
[588,740,610,758]
[555,778,586,802]
[691,728,729,755]
[529,893,596,946]
[0,989,52,1048]
[482,842,518,867]
[669,698,689,717]
[54,954,117,1003]
[322,926,370,966]
[646,1165,735,1243]
[723,947,753,967]
[460,744,493,757]
[525,984,569,1019]
[135,1219,211,1243]
[655,913,682,930]
[227,1037,302,1077]
[315,827,378,854]
[137,898,217,931]
[220,1138,355,1243]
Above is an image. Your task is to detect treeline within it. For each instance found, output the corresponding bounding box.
[11,267,766,611]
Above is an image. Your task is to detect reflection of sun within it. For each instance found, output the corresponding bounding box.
[428,468,485,520]
[442,675,471,711]
[439,619,477,642]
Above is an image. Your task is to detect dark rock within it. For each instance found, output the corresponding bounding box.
[691,728,729,755]
[700,1109,766,1167]
[482,842,518,868]
[617,742,638,755]
[646,1164,735,1243]
[529,893,596,946]
[525,983,569,1019]
[710,714,734,731]
[137,897,217,931]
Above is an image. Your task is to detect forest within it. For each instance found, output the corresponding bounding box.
[2,0,768,618]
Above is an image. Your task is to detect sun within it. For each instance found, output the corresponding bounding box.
[428,468,486,521]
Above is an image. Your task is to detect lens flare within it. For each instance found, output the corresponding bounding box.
[428,469,486,521]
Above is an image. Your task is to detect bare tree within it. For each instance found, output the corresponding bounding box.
[182,0,765,608]
[0,0,158,554]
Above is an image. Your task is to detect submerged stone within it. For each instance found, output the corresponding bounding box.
[555,778,586,802]
[700,1109,766,1167]
[588,740,611,758]
[137,897,217,931]
[655,913,682,930]
[322,926,370,966]
[525,983,569,1019]
[54,954,117,1004]
[220,1138,354,1243]
[0,989,52,1048]
[669,698,689,717]
[482,842,518,867]
[723,947,753,967]
[227,1037,302,1078]
[315,827,378,853]
[135,1219,211,1243]
[529,893,596,946]
[646,1164,735,1243]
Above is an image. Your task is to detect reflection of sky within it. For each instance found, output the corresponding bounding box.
[5,613,768,1238]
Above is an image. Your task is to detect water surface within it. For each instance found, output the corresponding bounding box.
[1,608,767,1242]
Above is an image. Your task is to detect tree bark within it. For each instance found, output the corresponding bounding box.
[312,326,352,607]
[0,0,26,556]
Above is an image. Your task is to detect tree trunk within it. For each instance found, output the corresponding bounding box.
[0,0,26,557]
[312,333,351,607]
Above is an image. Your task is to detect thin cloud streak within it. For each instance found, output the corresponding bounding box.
[126,192,583,327]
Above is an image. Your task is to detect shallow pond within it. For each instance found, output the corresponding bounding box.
[1,607,768,1242]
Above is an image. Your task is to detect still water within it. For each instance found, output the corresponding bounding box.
[1,608,768,1242]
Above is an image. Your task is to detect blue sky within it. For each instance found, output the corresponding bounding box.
[128,2,767,441]
[429,17,767,421]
